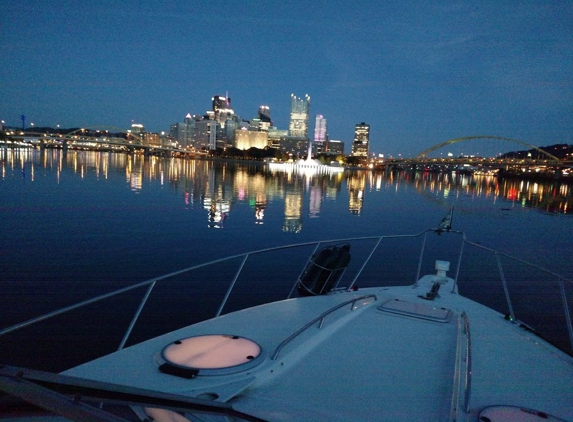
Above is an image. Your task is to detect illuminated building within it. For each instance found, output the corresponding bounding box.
[327,139,345,155]
[268,127,288,140]
[313,114,327,154]
[351,122,370,157]
[267,127,288,150]
[314,115,327,142]
[234,129,268,150]
[258,105,272,123]
[186,117,218,150]
[252,106,272,132]
[289,94,310,138]
[212,95,234,126]
[130,123,145,135]
[144,132,161,146]
[170,113,195,147]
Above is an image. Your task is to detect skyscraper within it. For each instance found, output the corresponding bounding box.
[289,94,310,138]
[258,105,272,123]
[313,114,327,143]
[211,95,234,126]
[351,122,370,157]
[212,95,231,114]
[313,114,327,154]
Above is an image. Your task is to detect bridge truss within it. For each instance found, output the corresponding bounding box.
[63,126,144,145]
[415,136,561,162]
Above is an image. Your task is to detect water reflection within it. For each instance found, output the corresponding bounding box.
[2,149,571,230]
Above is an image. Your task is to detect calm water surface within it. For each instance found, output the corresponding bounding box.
[1,148,572,370]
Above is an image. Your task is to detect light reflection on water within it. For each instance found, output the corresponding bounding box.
[3,148,570,216]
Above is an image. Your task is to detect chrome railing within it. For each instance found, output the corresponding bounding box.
[1,229,572,359]
[461,237,573,352]
[271,294,377,360]
[450,311,472,420]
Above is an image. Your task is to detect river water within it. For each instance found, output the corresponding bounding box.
[1,148,572,370]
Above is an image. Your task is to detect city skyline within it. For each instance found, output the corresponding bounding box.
[1,1,571,158]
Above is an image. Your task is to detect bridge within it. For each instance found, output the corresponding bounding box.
[415,135,562,162]
[4,125,207,158]
[365,135,572,180]
[378,135,572,170]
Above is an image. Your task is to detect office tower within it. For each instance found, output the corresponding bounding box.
[289,94,310,138]
[313,114,327,154]
[351,122,370,157]
[252,106,272,132]
[258,105,272,123]
[313,115,327,143]
[212,95,231,113]
[130,123,145,134]
[211,95,234,126]
[170,113,194,147]
[327,139,345,155]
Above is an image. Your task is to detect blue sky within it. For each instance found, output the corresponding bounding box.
[1,0,571,157]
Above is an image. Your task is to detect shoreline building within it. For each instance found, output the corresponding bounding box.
[351,122,370,157]
[326,139,345,155]
[289,94,310,139]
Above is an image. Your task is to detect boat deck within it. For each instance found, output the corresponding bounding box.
[63,277,573,421]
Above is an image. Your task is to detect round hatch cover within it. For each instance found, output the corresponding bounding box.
[162,335,262,374]
[479,406,567,422]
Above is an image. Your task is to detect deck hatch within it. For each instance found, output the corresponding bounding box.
[160,335,263,376]
[377,299,452,322]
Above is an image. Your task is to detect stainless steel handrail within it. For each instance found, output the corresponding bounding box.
[0,236,388,339]
[0,233,424,343]
[450,311,472,420]
[271,294,377,360]
[462,312,472,413]
[461,238,573,351]
[496,252,517,323]
[1,229,571,356]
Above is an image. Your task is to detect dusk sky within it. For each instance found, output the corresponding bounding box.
[1,1,571,157]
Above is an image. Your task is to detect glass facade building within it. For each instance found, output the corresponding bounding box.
[289,94,310,139]
[313,114,327,154]
[351,122,370,157]
[212,95,234,127]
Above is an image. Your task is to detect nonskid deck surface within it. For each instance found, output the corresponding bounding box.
[64,281,573,421]
[231,293,459,420]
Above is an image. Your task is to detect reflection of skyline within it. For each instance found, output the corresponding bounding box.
[347,172,366,215]
[283,188,303,233]
[2,150,571,229]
